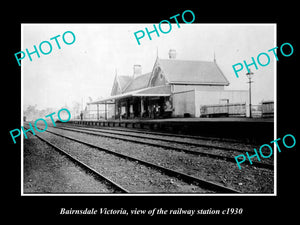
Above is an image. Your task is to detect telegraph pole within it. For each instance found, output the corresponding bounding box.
[246,70,254,118]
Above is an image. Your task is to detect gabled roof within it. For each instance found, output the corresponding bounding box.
[111,75,133,96]
[110,57,230,98]
[156,58,230,85]
[118,75,133,91]
[123,72,152,93]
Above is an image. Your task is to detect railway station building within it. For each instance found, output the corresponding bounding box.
[87,49,249,120]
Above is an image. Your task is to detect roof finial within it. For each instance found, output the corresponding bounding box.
[213,51,216,63]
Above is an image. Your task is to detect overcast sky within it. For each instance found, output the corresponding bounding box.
[22,23,275,110]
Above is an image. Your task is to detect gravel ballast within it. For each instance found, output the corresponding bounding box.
[45,126,274,193]
[24,134,115,193]
[58,125,274,165]
[36,131,212,193]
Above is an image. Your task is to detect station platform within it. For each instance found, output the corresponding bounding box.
[68,117,274,143]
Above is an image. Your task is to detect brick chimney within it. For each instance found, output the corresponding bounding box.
[168,49,176,59]
[133,64,142,77]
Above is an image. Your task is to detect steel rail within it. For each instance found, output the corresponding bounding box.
[60,125,251,153]
[53,126,273,170]
[68,122,247,143]
[33,132,129,193]
[42,129,241,193]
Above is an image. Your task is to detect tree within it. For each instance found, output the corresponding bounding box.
[23,104,38,121]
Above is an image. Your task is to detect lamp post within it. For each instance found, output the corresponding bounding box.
[246,70,254,118]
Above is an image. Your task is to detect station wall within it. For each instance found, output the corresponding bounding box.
[172,89,249,117]
[172,90,195,117]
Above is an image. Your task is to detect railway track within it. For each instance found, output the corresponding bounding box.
[33,132,129,193]
[68,122,247,144]
[26,126,241,193]
[62,124,251,153]
[53,125,273,170]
